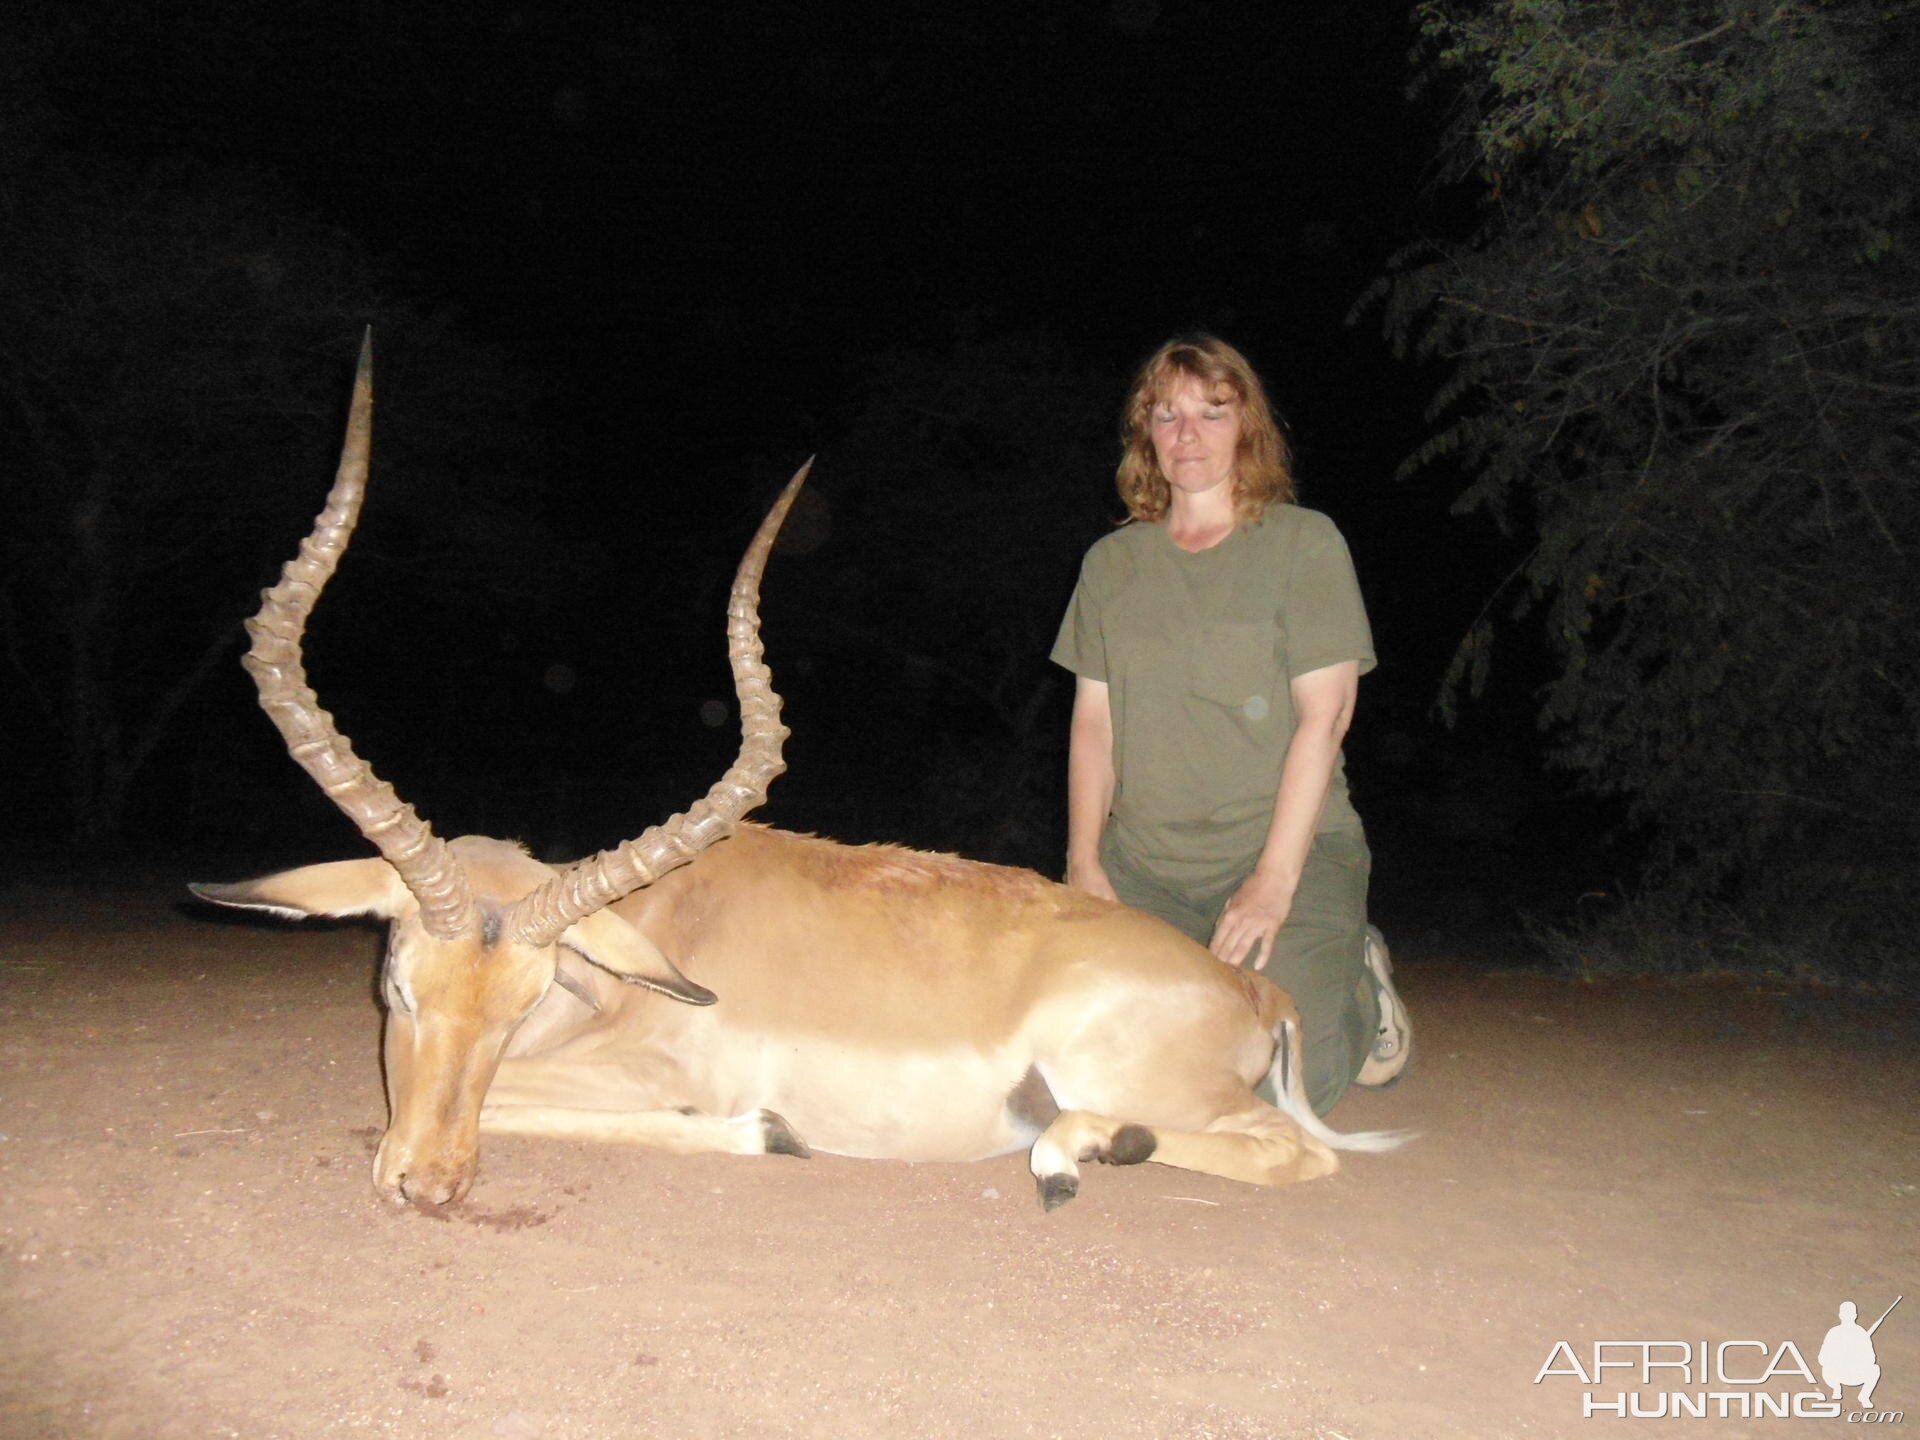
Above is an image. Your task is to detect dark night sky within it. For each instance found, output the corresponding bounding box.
[10,1,1578,921]
[56,2,1426,443]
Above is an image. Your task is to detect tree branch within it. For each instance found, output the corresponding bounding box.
[1654,19,1738,55]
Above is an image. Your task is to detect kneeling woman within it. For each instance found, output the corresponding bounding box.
[1052,334,1410,1114]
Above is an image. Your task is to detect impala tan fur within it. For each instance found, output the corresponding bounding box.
[193,338,1404,1211]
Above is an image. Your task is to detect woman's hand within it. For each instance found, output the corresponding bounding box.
[1210,662,1360,969]
[1066,857,1120,903]
[1209,868,1297,970]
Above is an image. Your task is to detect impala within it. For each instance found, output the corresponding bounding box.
[193,338,1403,1211]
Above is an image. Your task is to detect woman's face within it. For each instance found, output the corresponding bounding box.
[1148,376,1241,501]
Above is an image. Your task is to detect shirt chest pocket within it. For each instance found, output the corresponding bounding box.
[1189,622,1284,722]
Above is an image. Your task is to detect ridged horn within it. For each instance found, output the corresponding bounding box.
[242,333,478,939]
[506,461,809,946]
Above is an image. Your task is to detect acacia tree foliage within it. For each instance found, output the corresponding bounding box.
[1374,0,1919,969]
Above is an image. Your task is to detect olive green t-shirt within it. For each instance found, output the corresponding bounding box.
[1051,507,1376,884]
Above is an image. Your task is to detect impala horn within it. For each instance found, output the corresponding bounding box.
[505,461,809,946]
[238,333,478,938]
[233,333,806,943]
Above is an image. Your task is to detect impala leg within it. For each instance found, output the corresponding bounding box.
[479,1101,810,1158]
[1027,1103,1336,1212]
[482,1054,809,1158]
[1027,1110,1160,1211]
[1140,1105,1338,1186]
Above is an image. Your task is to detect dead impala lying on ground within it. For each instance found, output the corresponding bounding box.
[193,339,1404,1211]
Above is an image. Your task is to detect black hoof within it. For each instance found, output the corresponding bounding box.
[1036,1172,1079,1212]
[1105,1124,1157,1166]
[760,1110,811,1158]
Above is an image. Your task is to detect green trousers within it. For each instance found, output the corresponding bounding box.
[1098,825,1377,1116]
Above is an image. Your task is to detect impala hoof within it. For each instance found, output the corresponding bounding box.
[761,1110,811,1158]
[1036,1172,1078,1212]
[1102,1124,1156,1165]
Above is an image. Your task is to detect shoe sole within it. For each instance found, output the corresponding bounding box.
[1356,926,1412,1087]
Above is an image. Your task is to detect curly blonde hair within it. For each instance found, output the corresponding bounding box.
[1114,334,1294,524]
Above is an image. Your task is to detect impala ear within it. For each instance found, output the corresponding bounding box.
[189,858,411,921]
[560,908,717,1006]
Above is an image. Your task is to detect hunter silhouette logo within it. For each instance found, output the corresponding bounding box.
[1534,1295,1903,1421]
[1821,1297,1898,1411]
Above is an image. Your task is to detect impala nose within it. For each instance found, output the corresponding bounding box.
[398,1169,465,1207]
[374,1135,472,1208]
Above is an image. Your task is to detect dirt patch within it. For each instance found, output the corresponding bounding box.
[2,884,1914,1438]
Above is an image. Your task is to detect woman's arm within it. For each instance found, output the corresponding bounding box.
[1209,659,1360,969]
[1064,675,1120,901]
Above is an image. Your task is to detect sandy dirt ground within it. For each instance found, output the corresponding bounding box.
[1,879,1914,1440]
